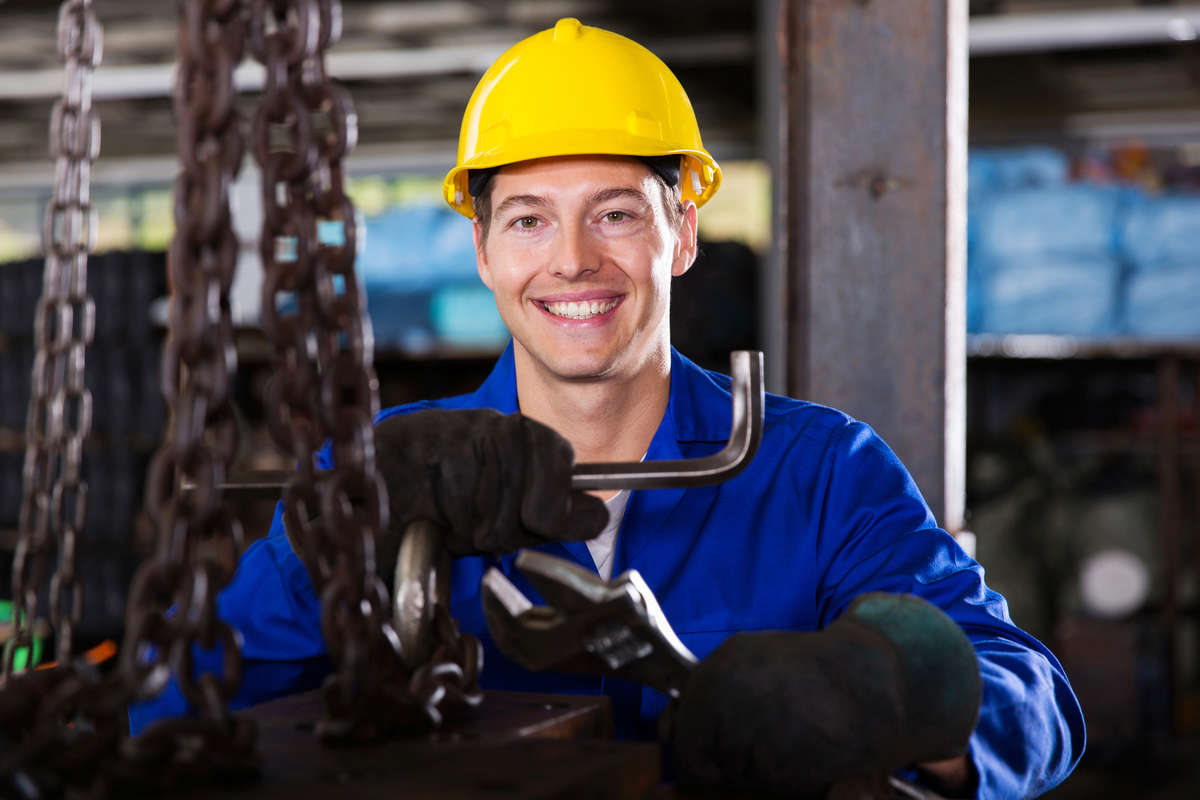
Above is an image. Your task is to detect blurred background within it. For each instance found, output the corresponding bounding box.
[1,0,1199,795]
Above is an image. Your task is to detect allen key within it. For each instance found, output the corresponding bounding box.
[208,350,765,497]
[571,350,765,490]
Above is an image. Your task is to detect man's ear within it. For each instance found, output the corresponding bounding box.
[473,218,494,290]
[671,201,699,278]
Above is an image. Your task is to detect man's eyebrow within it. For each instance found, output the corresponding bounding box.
[588,187,652,206]
[492,187,652,217]
[493,193,550,216]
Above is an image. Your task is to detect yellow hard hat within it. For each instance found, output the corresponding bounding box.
[443,17,722,218]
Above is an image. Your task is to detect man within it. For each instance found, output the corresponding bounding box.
[133,18,1084,798]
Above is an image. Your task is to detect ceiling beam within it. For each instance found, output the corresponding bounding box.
[971,5,1200,55]
[0,32,754,102]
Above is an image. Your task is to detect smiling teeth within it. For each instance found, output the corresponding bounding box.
[543,299,618,319]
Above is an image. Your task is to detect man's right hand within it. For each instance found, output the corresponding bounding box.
[370,409,608,567]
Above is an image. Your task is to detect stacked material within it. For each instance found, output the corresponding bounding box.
[968,147,1200,339]
[969,148,1124,336]
[1120,195,1200,337]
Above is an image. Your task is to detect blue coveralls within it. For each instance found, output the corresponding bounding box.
[131,343,1085,798]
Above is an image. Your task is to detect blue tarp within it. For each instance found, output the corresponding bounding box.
[972,185,1127,262]
[1119,194,1200,270]
[975,256,1121,336]
[968,147,1200,337]
[1126,265,1200,337]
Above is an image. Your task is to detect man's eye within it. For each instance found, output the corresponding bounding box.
[517,216,539,229]
[605,211,627,223]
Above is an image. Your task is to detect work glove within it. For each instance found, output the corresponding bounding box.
[371,408,609,566]
[669,592,982,798]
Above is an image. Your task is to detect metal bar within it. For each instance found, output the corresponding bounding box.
[210,470,293,500]
[571,351,764,490]
[968,333,1200,360]
[1159,356,1182,734]
[758,0,788,396]
[0,35,754,102]
[970,5,1200,56]
[777,0,967,532]
[212,350,765,498]
[1195,362,1200,687]
[9,5,1194,104]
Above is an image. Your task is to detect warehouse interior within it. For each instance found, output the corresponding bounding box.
[1,0,1199,797]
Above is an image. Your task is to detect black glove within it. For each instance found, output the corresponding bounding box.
[371,408,608,565]
[669,592,982,798]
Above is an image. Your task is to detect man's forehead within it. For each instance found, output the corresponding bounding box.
[493,155,654,186]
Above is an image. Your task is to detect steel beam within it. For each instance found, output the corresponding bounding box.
[770,0,968,531]
[0,34,754,102]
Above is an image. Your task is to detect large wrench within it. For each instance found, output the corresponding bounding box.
[480,549,697,697]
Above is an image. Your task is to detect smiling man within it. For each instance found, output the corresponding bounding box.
[131,17,1084,799]
[469,155,696,471]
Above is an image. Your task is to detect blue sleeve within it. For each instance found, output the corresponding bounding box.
[127,502,332,734]
[813,421,1085,799]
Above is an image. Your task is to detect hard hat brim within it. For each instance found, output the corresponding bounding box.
[443,131,721,219]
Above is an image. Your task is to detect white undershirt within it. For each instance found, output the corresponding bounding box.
[587,488,631,580]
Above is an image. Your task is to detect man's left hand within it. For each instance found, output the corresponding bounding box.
[669,593,982,797]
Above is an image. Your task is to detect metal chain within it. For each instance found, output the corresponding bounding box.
[249,0,481,742]
[116,0,257,782]
[5,0,101,681]
[0,5,135,796]
[2,2,257,794]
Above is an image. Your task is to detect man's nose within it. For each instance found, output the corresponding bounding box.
[551,220,599,280]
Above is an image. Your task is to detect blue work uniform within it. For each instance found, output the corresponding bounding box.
[130,343,1085,798]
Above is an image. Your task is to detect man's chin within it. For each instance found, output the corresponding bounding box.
[538,353,619,383]
[549,363,615,383]
[513,338,627,383]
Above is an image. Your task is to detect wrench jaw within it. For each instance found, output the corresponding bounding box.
[481,566,643,673]
[481,551,699,699]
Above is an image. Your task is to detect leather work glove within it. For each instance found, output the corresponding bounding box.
[669,592,982,798]
[371,409,609,567]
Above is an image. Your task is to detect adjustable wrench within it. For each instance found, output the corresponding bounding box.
[479,549,696,698]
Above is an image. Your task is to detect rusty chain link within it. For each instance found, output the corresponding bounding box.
[114,0,258,782]
[249,0,481,742]
[5,0,101,683]
[3,2,482,792]
[3,1,260,793]
[0,3,134,795]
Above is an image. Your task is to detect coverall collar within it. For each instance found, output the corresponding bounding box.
[468,340,734,445]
